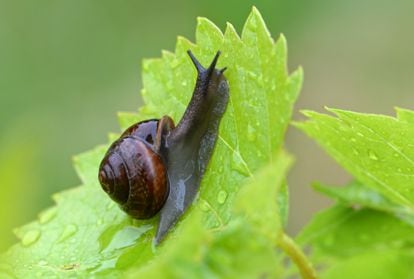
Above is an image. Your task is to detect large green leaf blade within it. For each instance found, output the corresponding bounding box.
[297,205,414,279]
[321,250,414,279]
[396,107,414,123]
[295,108,414,208]
[314,181,414,225]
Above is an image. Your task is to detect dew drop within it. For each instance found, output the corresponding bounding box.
[22,230,41,246]
[38,207,57,224]
[352,149,360,155]
[350,137,357,143]
[38,260,48,266]
[97,219,103,226]
[217,190,228,204]
[57,224,78,243]
[368,150,379,161]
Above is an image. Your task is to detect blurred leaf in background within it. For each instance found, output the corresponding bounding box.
[0,128,39,250]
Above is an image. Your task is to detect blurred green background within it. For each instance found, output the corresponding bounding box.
[1,0,413,251]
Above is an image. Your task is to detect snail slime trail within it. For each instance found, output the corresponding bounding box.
[98,51,229,244]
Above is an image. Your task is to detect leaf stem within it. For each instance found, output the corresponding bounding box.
[277,232,317,279]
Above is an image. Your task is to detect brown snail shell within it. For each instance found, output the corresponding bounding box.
[99,119,172,219]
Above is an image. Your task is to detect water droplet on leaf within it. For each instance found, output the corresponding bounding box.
[22,230,40,246]
[217,190,228,204]
[368,150,379,161]
[38,207,57,224]
[38,260,48,266]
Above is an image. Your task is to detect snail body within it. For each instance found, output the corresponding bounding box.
[98,51,229,243]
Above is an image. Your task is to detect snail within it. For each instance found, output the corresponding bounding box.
[98,50,229,243]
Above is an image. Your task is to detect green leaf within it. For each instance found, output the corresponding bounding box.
[130,216,284,279]
[314,181,414,225]
[295,107,414,278]
[128,151,292,278]
[235,151,293,242]
[396,107,414,123]
[1,7,302,277]
[322,250,414,279]
[295,108,414,208]
[297,205,414,279]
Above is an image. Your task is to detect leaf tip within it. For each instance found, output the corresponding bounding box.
[290,120,302,128]
[225,21,237,34]
[311,182,323,191]
[324,106,336,112]
[196,16,208,25]
[291,65,304,83]
[196,16,224,46]
[300,109,317,118]
[278,33,287,45]
[250,6,265,22]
